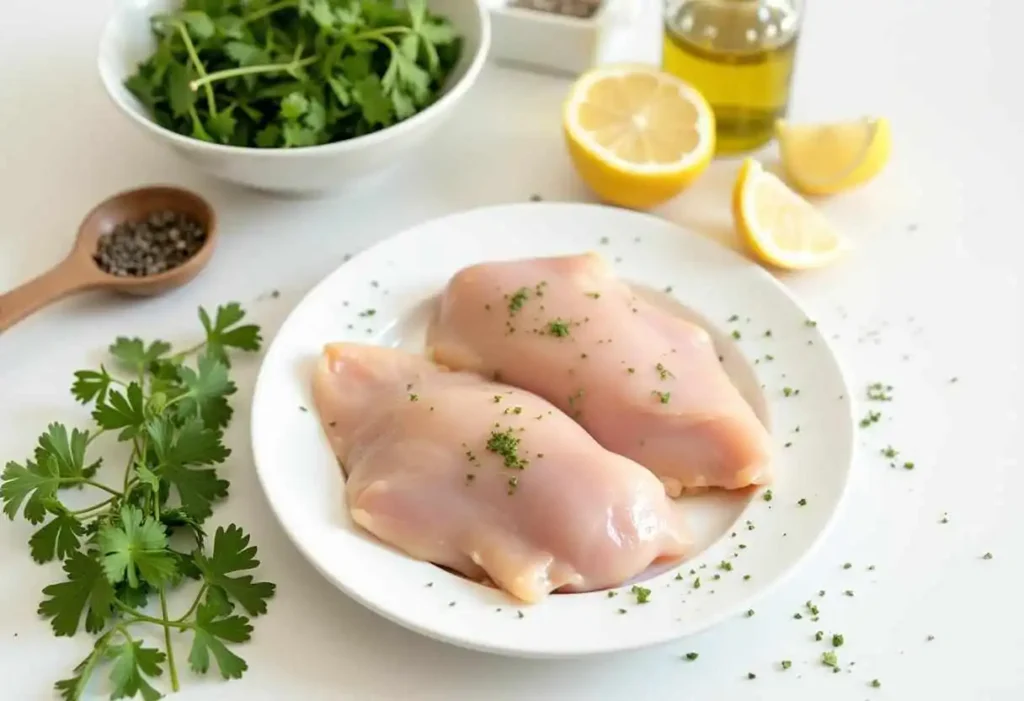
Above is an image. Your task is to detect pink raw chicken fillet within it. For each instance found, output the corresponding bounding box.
[426,253,772,496]
[313,343,689,603]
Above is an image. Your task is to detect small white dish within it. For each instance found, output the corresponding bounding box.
[250,203,855,657]
[488,0,639,76]
[97,0,490,194]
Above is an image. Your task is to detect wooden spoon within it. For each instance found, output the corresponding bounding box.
[0,186,217,333]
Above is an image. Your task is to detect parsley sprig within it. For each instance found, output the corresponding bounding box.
[124,0,461,148]
[2,303,273,700]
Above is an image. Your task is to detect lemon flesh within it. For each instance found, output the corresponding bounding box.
[776,117,891,196]
[563,65,715,209]
[733,158,850,270]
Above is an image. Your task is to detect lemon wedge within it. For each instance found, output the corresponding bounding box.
[563,64,715,209]
[733,158,850,270]
[776,117,891,195]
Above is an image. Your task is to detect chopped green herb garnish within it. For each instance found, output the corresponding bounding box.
[655,363,674,380]
[747,672,756,680]
[806,601,819,615]
[871,679,881,688]
[797,498,807,506]
[860,410,882,428]
[746,609,755,617]
[821,651,838,668]
[359,308,376,317]
[719,561,733,572]
[781,660,792,670]
[607,591,617,598]
[692,577,701,589]
[409,393,419,402]
[684,652,699,661]
[881,445,898,458]
[743,574,751,581]
[903,461,915,470]
[763,329,773,338]
[805,319,817,327]
[832,633,844,647]
[982,552,993,560]
[843,590,854,597]
[652,391,671,404]
[866,382,894,401]
[843,562,852,570]
[728,314,739,322]
[546,319,571,337]
[763,489,773,502]
[486,428,528,470]
[630,585,651,604]
[507,476,519,495]
[793,613,803,620]
[507,287,530,315]
[731,330,742,340]
[815,631,824,641]
[674,572,683,581]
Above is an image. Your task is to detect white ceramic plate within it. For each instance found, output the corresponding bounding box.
[250,203,855,658]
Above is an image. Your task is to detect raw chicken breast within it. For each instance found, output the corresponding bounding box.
[426,253,772,495]
[313,343,688,603]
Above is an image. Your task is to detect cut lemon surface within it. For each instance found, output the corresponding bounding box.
[776,116,891,196]
[733,158,850,270]
[563,64,715,209]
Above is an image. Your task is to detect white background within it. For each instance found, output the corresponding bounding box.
[1,1,1022,699]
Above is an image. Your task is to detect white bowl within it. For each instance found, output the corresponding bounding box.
[98,0,490,194]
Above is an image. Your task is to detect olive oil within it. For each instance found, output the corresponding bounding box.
[662,0,801,154]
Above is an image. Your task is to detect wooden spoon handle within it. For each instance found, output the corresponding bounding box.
[0,257,102,333]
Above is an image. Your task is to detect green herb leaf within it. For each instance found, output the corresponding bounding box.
[92,383,147,439]
[199,303,263,367]
[2,458,60,524]
[188,589,252,679]
[176,354,236,430]
[72,367,113,404]
[29,504,85,564]
[195,524,276,616]
[109,337,172,374]
[353,75,393,127]
[98,506,177,589]
[38,550,116,636]
[107,639,165,701]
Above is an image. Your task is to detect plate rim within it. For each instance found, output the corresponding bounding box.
[249,202,858,657]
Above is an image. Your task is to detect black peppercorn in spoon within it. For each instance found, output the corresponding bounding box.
[0,186,217,333]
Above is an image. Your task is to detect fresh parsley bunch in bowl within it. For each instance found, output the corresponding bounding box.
[98,0,489,193]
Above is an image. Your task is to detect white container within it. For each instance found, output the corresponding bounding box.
[97,0,490,195]
[488,0,641,76]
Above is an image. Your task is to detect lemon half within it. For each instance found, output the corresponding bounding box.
[563,65,715,209]
[733,158,850,270]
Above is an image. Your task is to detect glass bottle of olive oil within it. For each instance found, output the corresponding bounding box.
[662,0,802,154]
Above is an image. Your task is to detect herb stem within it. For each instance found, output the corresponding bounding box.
[174,22,218,117]
[114,600,192,630]
[159,587,180,692]
[188,56,318,92]
[175,584,207,623]
[85,428,109,446]
[243,0,298,23]
[79,479,122,497]
[171,342,206,362]
[71,629,115,698]
[69,496,117,517]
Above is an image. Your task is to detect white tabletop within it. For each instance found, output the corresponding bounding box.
[1,1,1022,699]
